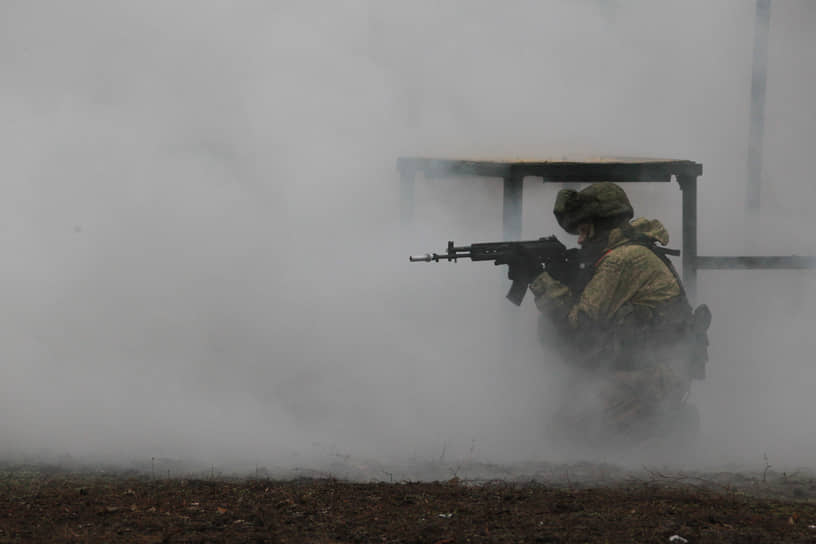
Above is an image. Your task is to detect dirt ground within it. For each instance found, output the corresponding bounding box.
[2,466,816,543]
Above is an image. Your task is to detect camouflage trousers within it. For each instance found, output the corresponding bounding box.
[551,363,690,446]
[600,364,688,428]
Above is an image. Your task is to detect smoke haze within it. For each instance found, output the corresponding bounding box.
[1,1,815,475]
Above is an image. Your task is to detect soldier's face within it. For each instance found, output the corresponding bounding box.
[577,223,594,245]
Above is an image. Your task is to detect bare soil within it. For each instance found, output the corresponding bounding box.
[1,467,816,543]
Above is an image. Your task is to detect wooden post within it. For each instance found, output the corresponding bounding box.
[678,174,698,300]
[747,0,771,213]
[502,174,523,240]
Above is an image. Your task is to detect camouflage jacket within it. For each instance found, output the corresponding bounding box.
[530,218,683,331]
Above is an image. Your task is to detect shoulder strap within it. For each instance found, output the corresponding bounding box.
[626,236,687,300]
[592,234,687,300]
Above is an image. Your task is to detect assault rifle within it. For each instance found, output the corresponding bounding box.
[409,237,587,306]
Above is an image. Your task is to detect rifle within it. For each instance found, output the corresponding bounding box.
[409,237,586,306]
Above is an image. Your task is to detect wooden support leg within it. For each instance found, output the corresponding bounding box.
[503,174,523,240]
[678,175,698,300]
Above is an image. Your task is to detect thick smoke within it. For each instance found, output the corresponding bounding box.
[1,1,815,475]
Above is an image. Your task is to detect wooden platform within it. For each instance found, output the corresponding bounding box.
[397,156,702,182]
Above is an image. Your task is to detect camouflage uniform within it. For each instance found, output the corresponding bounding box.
[530,183,702,442]
[530,218,682,330]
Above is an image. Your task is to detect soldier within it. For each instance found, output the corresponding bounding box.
[507,182,709,446]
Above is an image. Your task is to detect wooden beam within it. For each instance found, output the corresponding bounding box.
[697,256,816,269]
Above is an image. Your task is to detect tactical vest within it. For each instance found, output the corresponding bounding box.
[571,235,711,380]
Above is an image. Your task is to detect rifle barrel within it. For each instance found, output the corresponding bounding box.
[409,250,473,262]
[409,254,433,262]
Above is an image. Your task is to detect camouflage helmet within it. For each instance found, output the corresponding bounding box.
[553,182,634,234]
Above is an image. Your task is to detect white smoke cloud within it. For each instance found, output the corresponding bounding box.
[1,0,815,475]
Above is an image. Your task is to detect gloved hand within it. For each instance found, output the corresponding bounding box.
[530,270,563,294]
[530,270,570,309]
[503,247,544,284]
